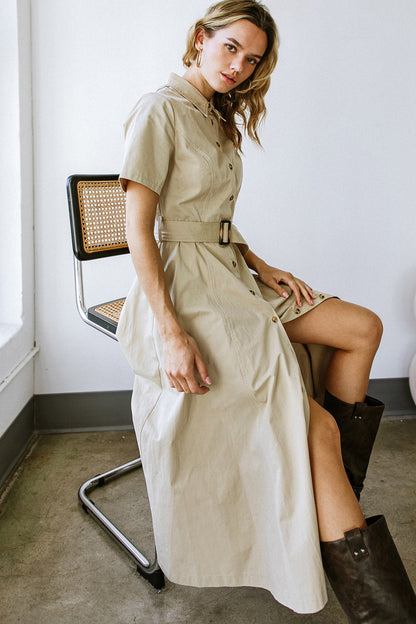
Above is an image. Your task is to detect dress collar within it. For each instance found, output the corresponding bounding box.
[166,73,217,119]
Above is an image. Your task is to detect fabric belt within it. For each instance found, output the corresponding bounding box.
[157,218,248,249]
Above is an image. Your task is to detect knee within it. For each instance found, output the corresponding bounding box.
[308,406,341,453]
[360,309,383,352]
[348,307,383,354]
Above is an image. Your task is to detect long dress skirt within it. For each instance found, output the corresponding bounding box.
[116,235,335,614]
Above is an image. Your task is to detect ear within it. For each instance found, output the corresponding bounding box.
[194,27,206,51]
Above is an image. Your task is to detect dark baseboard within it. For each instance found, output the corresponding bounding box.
[368,378,416,418]
[1,379,415,491]
[34,390,133,433]
[33,380,416,433]
[0,397,36,490]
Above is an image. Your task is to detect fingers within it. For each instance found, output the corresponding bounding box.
[299,281,316,306]
[258,265,316,307]
[168,369,210,395]
[275,272,316,307]
[195,352,212,387]
[287,277,315,307]
[273,271,302,306]
[167,373,190,393]
[273,282,290,300]
[164,335,211,395]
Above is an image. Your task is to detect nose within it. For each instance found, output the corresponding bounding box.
[230,55,244,74]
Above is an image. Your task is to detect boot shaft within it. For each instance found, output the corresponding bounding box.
[321,515,416,623]
[323,391,384,498]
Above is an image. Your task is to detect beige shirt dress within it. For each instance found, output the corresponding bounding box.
[117,73,334,614]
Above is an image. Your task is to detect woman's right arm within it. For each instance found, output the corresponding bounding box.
[125,180,211,395]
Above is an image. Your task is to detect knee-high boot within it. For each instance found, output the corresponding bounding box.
[323,390,384,500]
[321,515,416,623]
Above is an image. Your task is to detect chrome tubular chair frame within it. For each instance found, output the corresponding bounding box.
[67,174,165,590]
[73,257,118,340]
[78,458,165,589]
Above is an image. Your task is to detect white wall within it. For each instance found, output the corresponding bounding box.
[32,0,416,395]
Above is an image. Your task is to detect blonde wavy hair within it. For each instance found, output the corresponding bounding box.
[183,0,279,151]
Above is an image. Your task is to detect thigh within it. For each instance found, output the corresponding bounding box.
[283,298,379,351]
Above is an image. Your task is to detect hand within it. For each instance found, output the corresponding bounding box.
[163,331,211,395]
[257,264,316,307]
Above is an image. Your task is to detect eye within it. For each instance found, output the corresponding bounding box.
[225,43,236,52]
[247,57,258,66]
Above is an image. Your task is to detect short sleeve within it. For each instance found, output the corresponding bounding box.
[119,92,175,193]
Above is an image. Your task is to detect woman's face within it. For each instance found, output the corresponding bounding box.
[194,19,268,98]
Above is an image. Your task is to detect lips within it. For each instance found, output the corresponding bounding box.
[221,73,236,85]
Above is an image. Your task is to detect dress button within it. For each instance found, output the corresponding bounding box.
[319,294,325,299]
[272,316,278,323]
[295,307,301,314]
[249,290,256,296]
[229,195,234,201]
[216,141,221,147]
[228,163,233,170]
[232,261,237,268]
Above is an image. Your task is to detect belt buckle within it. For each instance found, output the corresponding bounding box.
[219,220,231,245]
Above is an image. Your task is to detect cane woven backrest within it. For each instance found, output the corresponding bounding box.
[78,179,126,254]
[67,174,129,261]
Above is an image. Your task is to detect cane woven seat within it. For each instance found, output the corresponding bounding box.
[88,298,126,334]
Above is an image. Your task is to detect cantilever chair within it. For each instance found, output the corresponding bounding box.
[66,173,164,590]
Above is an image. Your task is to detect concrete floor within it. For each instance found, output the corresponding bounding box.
[0,419,415,624]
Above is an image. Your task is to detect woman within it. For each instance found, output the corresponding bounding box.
[117,0,416,619]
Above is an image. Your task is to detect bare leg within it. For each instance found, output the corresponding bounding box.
[307,396,366,541]
[284,298,383,403]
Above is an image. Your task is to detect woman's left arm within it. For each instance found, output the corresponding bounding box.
[244,249,316,307]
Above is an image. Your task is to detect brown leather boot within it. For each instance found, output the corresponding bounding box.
[321,515,416,623]
[323,390,384,499]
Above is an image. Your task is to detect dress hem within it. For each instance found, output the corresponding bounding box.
[158,567,328,615]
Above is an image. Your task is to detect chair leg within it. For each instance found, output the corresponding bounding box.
[78,458,165,590]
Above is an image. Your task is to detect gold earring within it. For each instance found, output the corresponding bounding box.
[196,49,202,68]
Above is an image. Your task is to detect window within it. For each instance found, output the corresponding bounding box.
[0,0,22,346]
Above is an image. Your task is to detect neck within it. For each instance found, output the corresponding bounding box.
[182,66,215,100]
